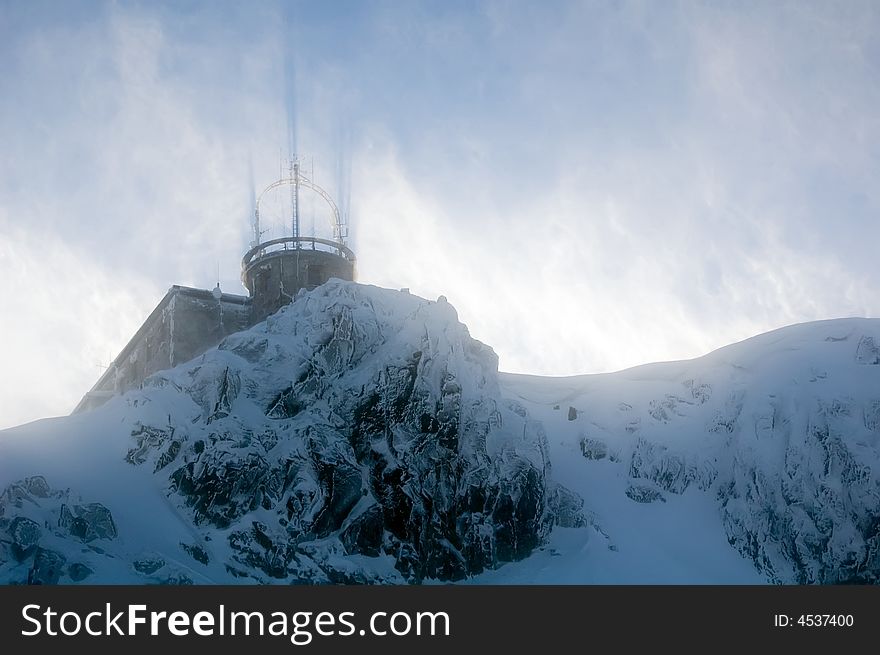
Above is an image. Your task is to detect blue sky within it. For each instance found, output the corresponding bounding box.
[1,0,879,429]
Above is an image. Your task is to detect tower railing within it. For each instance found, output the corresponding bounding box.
[241,235,356,271]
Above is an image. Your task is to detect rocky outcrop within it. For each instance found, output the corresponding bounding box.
[0,282,582,584]
[628,438,718,494]
[625,484,665,504]
[147,283,581,582]
[571,321,880,584]
[720,396,880,583]
[0,477,116,585]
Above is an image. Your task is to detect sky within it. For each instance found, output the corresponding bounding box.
[1,0,879,430]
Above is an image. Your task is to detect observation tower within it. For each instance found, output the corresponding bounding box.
[242,158,356,323]
[73,156,356,414]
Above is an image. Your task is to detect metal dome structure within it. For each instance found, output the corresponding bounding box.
[242,158,356,322]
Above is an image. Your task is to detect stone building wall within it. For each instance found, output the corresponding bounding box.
[73,286,250,413]
[75,246,356,414]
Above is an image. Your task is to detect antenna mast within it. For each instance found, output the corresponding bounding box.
[252,207,260,249]
[289,157,300,246]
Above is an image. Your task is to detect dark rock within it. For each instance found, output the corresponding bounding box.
[68,563,93,582]
[312,463,364,537]
[340,504,384,556]
[545,483,587,528]
[132,557,166,575]
[865,401,880,432]
[169,452,285,529]
[266,386,302,419]
[181,542,210,565]
[225,564,250,579]
[567,406,578,421]
[648,395,690,423]
[580,437,608,460]
[9,516,41,560]
[489,462,544,563]
[718,397,880,584]
[228,523,296,579]
[25,476,51,498]
[28,548,66,585]
[628,438,715,494]
[59,503,118,542]
[56,283,582,584]
[324,567,376,584]
[683,379,712,404]
[625,485,666,504]
[126,424,175,466]
[160,573,194,585]
[208,367,239,422]
[856,336,880,365]
[154,440,181,472]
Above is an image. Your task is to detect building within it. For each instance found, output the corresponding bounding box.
[73,159,355,413]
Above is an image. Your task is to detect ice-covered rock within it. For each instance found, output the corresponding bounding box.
[0,281,581,584]
[0,477,118,584]
[4,282,877,585]
[521,318,880,584]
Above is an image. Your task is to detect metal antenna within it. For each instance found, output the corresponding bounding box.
[291,157,300,246]
[253,155,346,245]
[252,205,261,250]
[96,351,112,371]
[248,154,259,249]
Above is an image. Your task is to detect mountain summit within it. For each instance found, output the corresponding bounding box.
[0,281,581,584]
[2,282,878,584]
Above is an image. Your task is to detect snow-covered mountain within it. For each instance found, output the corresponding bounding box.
[0,281,581,584]
[1,281,878,584]
[476,318,880,584]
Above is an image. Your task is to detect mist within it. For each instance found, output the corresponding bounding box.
[1,0,878,429]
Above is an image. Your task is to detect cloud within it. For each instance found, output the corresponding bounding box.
[0,222,156,429]
[1,1,878,428]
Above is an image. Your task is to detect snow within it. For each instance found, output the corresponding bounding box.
[471,391,765,583]
[2,281,879,584]
[473,317,880,583]
[0,399,214,583]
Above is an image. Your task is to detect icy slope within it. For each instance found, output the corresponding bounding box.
[475,318,880,583]
[2,281,878,584]
[0,281,581,584]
